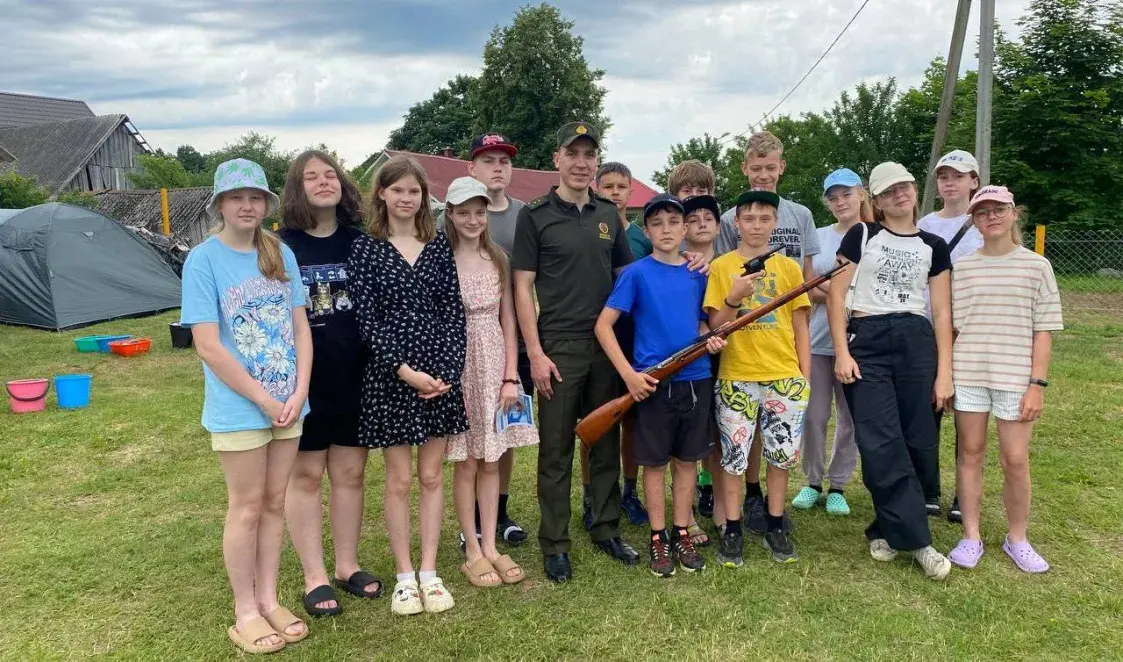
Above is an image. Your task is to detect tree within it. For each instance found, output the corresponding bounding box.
[651,133,744,208]
[0,171,49,208]
[54,190,99,209]
[386,75,479,157]
[473,3,611,169]
[895,58,979,188]
[128,153,200,189]
[176,145,207,173]
[205,132,295,195]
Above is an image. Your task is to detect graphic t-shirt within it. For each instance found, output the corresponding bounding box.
[279,225,365,416]
[606,256,709,381]
[181,236,310,433]
[837,223,951,317]
[703,251,810,382]
[809,224,848,355]
[717,197,821,261]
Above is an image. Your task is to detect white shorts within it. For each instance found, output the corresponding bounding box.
[954,385,1024,421]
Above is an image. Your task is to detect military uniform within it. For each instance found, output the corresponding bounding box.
[511,125,634,555]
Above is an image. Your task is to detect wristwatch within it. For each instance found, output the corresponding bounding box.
[1029,378,1048,388]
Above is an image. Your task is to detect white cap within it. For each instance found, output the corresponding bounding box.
[445,176,490,206]
[868,162,916,196]
[934,149,979,175]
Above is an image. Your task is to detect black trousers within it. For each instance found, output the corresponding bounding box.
[843,313,937,552]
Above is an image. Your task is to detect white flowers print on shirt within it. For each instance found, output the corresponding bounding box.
[223,275,297,399]
[873,245,925,306]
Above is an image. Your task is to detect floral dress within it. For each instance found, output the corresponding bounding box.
[446,262,539,463]
[348,232,468,447]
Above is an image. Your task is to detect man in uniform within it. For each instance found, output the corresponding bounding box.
[512,121,639,582]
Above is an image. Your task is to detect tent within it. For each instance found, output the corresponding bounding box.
[0,203,181,330]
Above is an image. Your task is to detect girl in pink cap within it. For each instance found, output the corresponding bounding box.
[947,185,1063,573]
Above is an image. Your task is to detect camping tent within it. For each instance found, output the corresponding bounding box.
[0,203,181,330]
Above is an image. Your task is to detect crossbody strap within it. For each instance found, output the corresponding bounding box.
[946,218,974,253]
[843,222,868,319]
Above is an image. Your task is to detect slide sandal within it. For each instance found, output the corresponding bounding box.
[227,616,285,655]
[302,584,343,617]
[263,606,308,644]
[334,570,384,598]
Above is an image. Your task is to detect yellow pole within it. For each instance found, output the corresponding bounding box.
[1034,224,1046,255]
[160,188,171,236]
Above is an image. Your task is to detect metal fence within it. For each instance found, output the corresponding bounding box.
[1036,228,1123,324]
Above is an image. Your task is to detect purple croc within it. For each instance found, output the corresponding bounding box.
[1003,537,1050,573]
[948,538,984,569]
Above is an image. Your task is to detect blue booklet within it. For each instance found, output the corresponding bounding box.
[495,393,535,433]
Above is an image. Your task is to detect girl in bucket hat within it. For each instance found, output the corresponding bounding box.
[947,186,1062,573]
[827,162,955,580]
[181,158,313,653]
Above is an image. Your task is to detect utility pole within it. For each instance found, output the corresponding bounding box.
[921,0,972,216]
[976,0,995,186]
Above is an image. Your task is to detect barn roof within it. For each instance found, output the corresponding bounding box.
[0,91,95,127]
[381,150,659,208]
[0,114,130,193]
[94,187,212,237]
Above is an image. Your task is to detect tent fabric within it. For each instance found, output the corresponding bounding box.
[0,203,181,330]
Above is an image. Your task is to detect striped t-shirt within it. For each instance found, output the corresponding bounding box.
[952,247,1063,391]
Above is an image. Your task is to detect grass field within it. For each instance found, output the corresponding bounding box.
[2,312,1122,661]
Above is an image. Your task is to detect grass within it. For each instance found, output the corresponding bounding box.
[2,312,1122,661]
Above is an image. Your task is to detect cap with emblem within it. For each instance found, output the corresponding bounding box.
[557,121,600,149]
[933,149,979,175]
[734,189,781,211]
[470,133,518,160]
[643,193,684,222]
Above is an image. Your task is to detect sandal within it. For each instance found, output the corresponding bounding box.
[460,556,502,588]
[1003,536,1050,573]
[419,576,455,614]
[227,616,285,655]
[687,522,711,547]
[498,517,528,546]
[489,554,526,584]
[302,584,343,617]
[333,570,383,598]
[263,606,308,644]
[390,579,423,616]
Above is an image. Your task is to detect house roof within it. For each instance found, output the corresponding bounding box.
[0,114,131,193]
[94,187,212,237]
[0,91,95,127]
[381,150,659,208]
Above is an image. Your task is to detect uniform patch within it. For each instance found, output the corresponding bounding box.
[598,222,610,240]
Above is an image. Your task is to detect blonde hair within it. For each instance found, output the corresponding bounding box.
[823,185,875,224]
[444,201,510,288]
[744,131,784,160]
[369,155,436,242]
[667,160,716,196]
[211,194,289,282]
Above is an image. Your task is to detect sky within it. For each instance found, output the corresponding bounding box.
[0,0,1031,186]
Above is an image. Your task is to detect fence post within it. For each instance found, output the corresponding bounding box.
[1034,225,1046,256]
[160,188,171,237]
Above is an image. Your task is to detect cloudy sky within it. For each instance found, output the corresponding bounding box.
[0,0,1029,184]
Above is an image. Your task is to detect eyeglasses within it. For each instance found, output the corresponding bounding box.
[972,204,1013,220]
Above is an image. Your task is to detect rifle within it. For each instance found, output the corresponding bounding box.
[575,261,849,447]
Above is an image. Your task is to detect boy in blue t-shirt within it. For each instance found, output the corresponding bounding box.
[594,193,726,578]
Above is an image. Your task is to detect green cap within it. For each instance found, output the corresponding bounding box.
[556,121,600,149]
[735,189,781,211]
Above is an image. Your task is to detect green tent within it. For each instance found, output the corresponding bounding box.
[0,203,181,330]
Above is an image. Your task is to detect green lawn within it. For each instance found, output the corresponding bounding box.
[1,312,1122,661]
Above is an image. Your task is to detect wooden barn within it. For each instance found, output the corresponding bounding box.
[0,92,151,194]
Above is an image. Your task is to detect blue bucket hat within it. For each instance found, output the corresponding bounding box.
[206,158,281,219]
[823,168,863,193]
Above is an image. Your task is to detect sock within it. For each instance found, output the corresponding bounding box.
[725,519,742,536]
[745,482,763,500]
[698,470,713,487]
[828,487,844,495]
[767,514,783,533]
[673,526,691,541]
[498,493,510,521]
[396,571,416,584]
[418,570,437,583]
[623,477,637,499]
[650,528,667,541]
[808,484,823,493]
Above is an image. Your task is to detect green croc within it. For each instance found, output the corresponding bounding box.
[791,486,822,510]
[825,492,851,516]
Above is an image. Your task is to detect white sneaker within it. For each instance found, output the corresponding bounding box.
[420,577,455,614]
[914,545,952,580]
[869,538,898,562]
[390,579,424,616]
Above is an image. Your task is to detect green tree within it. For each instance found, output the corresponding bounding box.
[176,145,207,173]
[473,3,611,170]
[894,58,979,188]
[386,75,479,157]
[205,132,294,195]
[128,153,199,189]
[54,190,99,209]
[651,133,744,208]
[0,171,49,208]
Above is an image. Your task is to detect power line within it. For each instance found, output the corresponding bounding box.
[719,0,874,145]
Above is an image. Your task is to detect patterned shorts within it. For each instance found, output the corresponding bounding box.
[715,378,809,473]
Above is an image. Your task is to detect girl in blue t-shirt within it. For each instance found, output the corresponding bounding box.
[181,158,313,654]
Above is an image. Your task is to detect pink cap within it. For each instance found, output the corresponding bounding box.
[967,185,1015,215]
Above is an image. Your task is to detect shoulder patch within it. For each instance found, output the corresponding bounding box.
[594,192,617,206]
[527,196,549,210]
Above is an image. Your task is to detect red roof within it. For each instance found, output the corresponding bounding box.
[384,150,659,208]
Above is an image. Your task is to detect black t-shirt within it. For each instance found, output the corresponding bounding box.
[279,225,366,415]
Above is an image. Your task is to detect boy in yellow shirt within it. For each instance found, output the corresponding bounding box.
[704,190,811,566]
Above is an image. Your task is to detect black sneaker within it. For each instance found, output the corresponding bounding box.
[671,530,706,572]
[582,497,593,531]
[947,497,962,524]
[717,529,743,568]
[649,534,675,578]
[925,498,942,517]
[743,494,767,534]
[763,530,798,563]
[696,484,714,519]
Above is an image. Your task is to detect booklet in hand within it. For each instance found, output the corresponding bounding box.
[495,393,535,433]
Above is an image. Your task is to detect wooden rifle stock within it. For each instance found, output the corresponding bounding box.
[575,262,849,447]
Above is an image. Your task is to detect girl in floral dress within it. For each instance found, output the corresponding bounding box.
[444,176,539,588]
